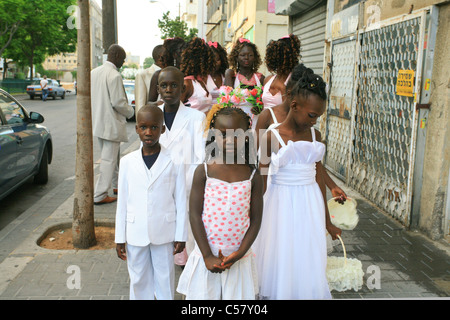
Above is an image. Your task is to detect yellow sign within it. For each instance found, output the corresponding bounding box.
[396,70,415,97]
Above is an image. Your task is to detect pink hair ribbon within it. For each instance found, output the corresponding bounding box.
[208,41,218,48]
[239,38,251,44]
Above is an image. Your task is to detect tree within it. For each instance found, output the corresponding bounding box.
[158,11,198,42]
[72,0,96,249]
[143,57,154,69]
[0,0,26,57]
[4,0,77,79]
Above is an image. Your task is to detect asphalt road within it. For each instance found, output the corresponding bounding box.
[0,91,137,231]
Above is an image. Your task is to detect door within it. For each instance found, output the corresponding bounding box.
[349,11,430,226]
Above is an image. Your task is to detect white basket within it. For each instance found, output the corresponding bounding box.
[328,197,359,230]
[326,235,364,292]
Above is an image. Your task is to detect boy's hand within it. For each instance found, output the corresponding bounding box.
[173,242,185,255]
[116,243,127,261]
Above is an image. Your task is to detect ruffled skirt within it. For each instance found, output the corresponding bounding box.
[253,182,332,300]
[176,245,258,300]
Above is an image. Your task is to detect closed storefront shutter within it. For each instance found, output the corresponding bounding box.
[291,4,327,76]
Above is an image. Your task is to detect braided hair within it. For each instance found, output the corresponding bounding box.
[209,42,229,75]
[289,70,327,101]
[205,105,257,170]
[180,37,216,79]
[265,34,301,76]
[228,40,262,74]
[160,37,188,68]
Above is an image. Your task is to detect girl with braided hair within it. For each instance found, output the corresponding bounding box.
[148,37,188,103]
[254,72,341,300]
[177,105,263,300]
[206,41,229,101]
[224,38,265,90]
[256,63,348,202]
[262,34,301,109]
[180,37,216,114]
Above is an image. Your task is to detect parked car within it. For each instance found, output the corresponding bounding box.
[26,79,66,100]
[123,81,135,121]
[0,88,53,201]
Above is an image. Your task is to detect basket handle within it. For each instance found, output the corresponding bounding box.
[337,235,347,266]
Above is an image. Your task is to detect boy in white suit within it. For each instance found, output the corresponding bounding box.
[156,67,206,255]
[115,106,187,300]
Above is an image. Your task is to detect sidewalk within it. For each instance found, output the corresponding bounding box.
[0,138,449,300]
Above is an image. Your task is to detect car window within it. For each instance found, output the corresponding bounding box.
[124,84,134,95]
[0,93,25,125]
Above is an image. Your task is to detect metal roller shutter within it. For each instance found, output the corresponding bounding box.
[291,4,327,76]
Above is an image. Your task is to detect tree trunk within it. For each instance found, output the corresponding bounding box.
[72,0,96,249]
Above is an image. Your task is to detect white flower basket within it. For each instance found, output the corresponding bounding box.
[328,197,359,230]
[326,235,364,292]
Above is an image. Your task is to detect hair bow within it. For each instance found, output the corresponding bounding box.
[239,38,251,44]
[280,35,290,39]
[208,41,218,48]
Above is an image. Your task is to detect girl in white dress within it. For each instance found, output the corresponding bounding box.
[177,105,264,300]
[254,72,342,299]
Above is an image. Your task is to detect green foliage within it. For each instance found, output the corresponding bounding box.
[158,11,198,42]
[2,0,77,79]
[0,0,27,56]
[143,57,154,69]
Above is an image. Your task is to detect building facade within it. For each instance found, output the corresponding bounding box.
[43,0,103,81]
[205,0,289,74]
[277,0,450,240]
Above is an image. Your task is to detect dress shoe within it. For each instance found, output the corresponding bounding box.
[94,196,117,205]
[113,189,118,195]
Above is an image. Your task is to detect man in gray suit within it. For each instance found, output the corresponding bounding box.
[91,44,134,205]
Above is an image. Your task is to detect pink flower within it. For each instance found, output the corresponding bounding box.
[241,89,250,97]
[230,95,241,104]
[220,94,231,104]
[219,86,233,95]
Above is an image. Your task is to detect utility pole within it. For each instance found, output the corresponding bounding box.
[72,0,96,249]
[102,0,118,53]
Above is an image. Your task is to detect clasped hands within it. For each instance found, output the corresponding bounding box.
[204,249,241,274]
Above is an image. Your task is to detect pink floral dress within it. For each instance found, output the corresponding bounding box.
[176,163,259,300]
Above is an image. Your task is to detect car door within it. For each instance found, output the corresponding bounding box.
[0,92,41,182]
[0,105,18,197]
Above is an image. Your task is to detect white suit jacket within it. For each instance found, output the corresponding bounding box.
[115,145,188,246]
[91,61,134,142]
[158,102,206,195]
[134,64,161,113]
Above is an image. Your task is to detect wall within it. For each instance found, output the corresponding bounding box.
[417,2,450,239]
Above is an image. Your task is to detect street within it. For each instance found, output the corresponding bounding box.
[0,91,137,231]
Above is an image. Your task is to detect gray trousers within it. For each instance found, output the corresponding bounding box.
[94,138,120,202]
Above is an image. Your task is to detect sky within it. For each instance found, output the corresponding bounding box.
[94,0,181,63]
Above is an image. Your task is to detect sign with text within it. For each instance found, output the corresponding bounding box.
[396,69,415,97]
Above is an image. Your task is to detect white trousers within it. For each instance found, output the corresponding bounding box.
[126,243,175,300]
[94,138,120,202]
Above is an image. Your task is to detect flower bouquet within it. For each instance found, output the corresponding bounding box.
[243,85,264,115]
[216,86,245,107]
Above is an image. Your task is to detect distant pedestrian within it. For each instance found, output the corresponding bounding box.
[40,75,49,101]
[115,106,188,300]
[91,44,134,205]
